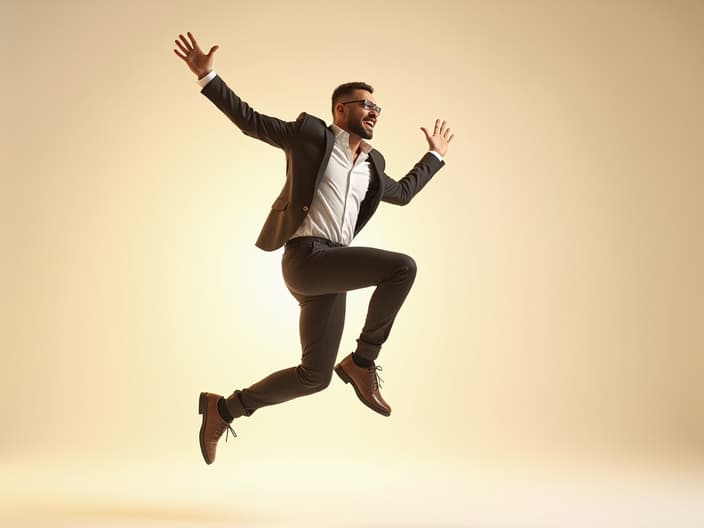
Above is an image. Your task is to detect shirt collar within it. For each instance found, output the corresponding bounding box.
[330,124,373,154]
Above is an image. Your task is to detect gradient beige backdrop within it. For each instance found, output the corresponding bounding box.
[3,0,703,526]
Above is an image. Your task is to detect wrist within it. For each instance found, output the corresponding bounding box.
[196,69,213,80]
[428,150,444,162]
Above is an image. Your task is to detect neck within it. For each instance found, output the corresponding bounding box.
[347,135,363,157]
[334,122,364,157]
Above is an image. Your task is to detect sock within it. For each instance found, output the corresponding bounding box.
[352,352,373,368]
[217,397,234,423]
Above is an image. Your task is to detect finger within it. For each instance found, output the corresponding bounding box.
[439,120,447,135]
[175,39,189,55]
[173,49,187,61]
[443,127,451,138]
[188,32,205,53]
[178,34,192,51]
[433,119,440,134]
[187,32,199,49]
[448,133,455,143]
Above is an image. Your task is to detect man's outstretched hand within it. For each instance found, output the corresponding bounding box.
[421,119,455,157]
[173,32,219,79]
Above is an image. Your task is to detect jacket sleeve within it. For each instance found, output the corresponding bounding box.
[380,152,445,205]
[201,75,302,149]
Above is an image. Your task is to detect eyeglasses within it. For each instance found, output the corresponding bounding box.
[341,99,382,115]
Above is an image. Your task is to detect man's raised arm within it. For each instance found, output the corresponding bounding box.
[173,31,301,149]
[381,119,455,205]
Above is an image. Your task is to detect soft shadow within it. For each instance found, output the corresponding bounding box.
[7,500,272,525]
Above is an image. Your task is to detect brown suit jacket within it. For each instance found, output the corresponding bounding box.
[201,75,445,251]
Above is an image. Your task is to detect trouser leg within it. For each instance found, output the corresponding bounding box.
[226,242,417,418]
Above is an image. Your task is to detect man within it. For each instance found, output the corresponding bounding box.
[174,32,454,465]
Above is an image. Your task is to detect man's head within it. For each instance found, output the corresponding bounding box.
[331,81,381,140]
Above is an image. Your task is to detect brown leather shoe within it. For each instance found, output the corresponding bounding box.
[198,392,236,465]
[334,353,391,416]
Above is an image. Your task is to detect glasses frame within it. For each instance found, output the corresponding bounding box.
[341,99,382,115]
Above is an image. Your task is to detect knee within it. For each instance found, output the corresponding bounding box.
[396,254,417,280]
[297,366,333,394]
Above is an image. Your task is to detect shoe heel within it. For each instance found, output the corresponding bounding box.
[198,392,208,415]
[334,365,350,384]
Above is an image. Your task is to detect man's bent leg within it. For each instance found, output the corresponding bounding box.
[282,243,418,416]
[282,244,417,362]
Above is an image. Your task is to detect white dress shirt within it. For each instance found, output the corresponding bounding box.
[291,124,372,245]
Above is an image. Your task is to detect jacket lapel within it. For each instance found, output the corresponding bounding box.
[313,126,335,191]
[367,150,384,200]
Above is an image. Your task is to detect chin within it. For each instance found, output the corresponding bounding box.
[350,123,373,140]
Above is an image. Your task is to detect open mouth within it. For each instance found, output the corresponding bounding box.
[363,119,375,128]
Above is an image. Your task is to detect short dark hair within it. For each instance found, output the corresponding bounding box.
[331,82,374,117]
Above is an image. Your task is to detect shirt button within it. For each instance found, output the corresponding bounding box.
[302,205,309,212]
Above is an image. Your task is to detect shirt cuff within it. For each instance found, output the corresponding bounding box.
[197,71,217,88]
[429,150,444,162]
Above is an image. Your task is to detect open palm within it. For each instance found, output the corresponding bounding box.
[173,32,219,79]
[421,119,454,157]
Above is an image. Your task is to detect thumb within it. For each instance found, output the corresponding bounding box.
[208,45,220,56]
[420,127,430,140]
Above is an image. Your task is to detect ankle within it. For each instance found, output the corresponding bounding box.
[217,397,234,423]
[352,353,373,368]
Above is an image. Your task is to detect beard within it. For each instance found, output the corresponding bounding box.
[348,119,374,140]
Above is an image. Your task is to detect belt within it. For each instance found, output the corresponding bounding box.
[285,236,345,248]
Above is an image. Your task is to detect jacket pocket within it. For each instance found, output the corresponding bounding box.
[271,196,289,210]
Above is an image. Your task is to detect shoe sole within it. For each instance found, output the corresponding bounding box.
[334,365,391,417]
[198,392,213,465]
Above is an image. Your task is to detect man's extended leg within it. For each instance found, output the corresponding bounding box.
[224,291,347,418]
[199,289,346,465]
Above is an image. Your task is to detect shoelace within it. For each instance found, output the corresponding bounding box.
[369,365,384,389]
[216,421,238,442]
[225,423,237,442]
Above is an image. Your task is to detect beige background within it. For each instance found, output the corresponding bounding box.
[3,0,704,526]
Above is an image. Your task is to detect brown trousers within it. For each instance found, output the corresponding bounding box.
[225,236,417,418]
